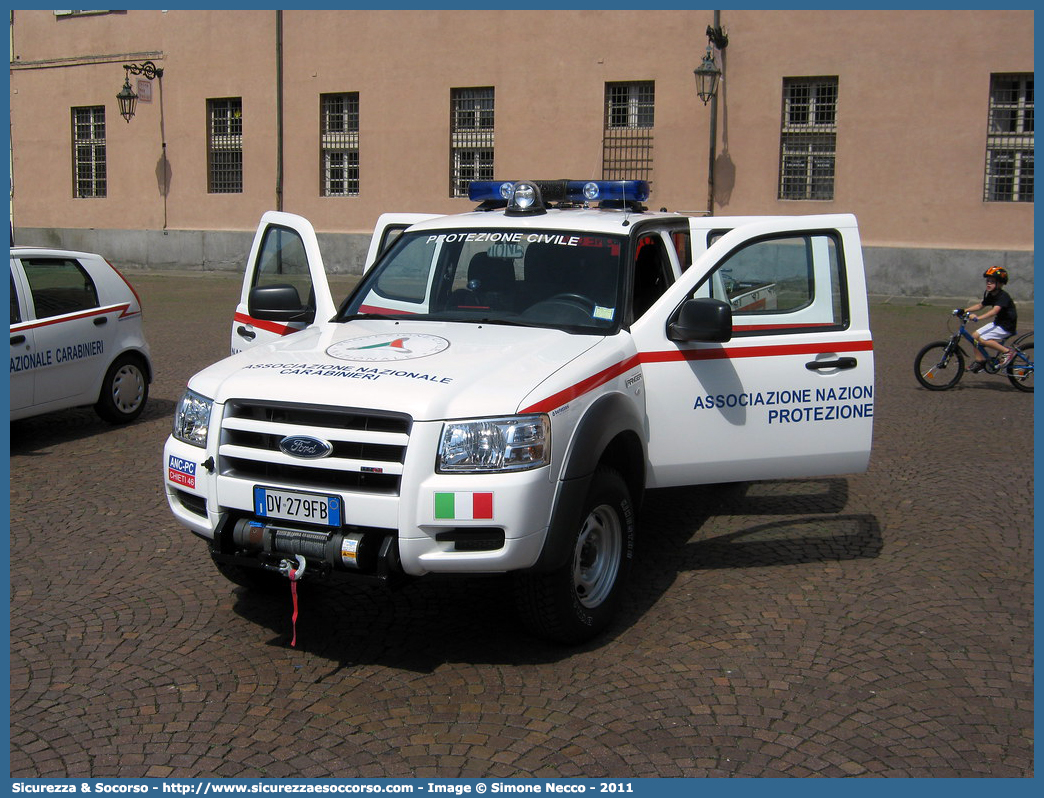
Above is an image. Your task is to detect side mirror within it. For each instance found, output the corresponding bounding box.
[668,297,732,342]
[248,284,315,324]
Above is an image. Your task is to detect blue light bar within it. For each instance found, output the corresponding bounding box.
[468,180,650,204]
[566,180,650,203]
[469,181,517,202]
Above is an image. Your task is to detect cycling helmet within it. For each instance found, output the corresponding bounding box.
[983,266,1009,285]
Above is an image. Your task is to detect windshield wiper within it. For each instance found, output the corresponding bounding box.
[337,312,420,322]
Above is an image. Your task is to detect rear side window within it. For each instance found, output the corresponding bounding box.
[10,270,22,324]
[21,258,100,319]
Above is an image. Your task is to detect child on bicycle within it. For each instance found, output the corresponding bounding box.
[962,266,1018,372]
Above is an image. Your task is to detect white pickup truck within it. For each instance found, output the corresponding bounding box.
[163,179,874,643]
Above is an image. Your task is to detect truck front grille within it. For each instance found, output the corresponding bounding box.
[219,399,411,496]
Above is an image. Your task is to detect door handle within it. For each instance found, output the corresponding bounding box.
[806,357,857,371]
[93,316,107,326]
[10,334,25,345]
[237,325,256,341]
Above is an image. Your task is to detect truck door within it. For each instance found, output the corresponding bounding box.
[232,212,335,355]
[632,215,874,488]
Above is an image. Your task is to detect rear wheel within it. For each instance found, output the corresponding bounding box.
[1006,341,1033,392]
[914,341,964,390]
[94,353,149,423]
[514,467,635,644]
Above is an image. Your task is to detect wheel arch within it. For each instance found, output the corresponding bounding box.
[533,392,646,572]
[105,346,154,384]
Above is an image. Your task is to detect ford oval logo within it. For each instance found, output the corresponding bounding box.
[279,435,333,459]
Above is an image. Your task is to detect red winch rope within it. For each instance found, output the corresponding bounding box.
[282,555,306,648]
[289,572,300,648]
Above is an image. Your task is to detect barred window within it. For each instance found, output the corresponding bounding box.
[321,93,360,197]
[779,78,838,200]
[208,97,243,194]
[602,82,654,181]
[450,87,494,198]
[984,74,1033,202]
[72,106,106,198]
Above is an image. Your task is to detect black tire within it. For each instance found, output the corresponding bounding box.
[94,353,149,423]
[1006,341,1033,393]
[914,341,964,390]
[213,557,286,593]
[515,467,635,644]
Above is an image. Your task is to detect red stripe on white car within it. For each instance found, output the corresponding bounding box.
[11,303,135,331]
[522,339,873,414]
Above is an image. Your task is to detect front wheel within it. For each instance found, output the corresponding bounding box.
[514,467,635,644]
[94,353,149,423]
[1006,341,1033,392]
[914,341,964,390]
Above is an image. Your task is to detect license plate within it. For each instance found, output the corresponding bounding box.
[253,486,342,527]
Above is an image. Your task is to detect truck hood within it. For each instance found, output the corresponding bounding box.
[191,320,601,420]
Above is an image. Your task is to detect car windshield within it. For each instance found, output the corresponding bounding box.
[339,229,626,334]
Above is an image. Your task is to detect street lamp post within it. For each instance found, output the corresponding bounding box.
[695,17,728,216]
[115,60,170,229]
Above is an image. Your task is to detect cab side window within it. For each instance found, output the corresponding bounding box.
[632,235,673,320]
[21,258,99,319]
[703,232,846,335]
[371,234,439,306]
[253,225,314,310]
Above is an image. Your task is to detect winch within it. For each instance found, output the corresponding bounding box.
[231,518,375,572]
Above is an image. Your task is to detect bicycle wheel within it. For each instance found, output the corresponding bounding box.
[1006,341,1033,392]
[914,341,964,390]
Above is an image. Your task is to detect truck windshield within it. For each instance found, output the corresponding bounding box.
[339,229,626,333]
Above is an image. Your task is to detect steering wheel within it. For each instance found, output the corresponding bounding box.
[523,293,598,324]
[544,293,597,311]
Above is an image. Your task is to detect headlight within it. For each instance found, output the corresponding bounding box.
[438,415,550,473]
[172,390,213,448]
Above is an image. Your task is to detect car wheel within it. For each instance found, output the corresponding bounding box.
[94,353,149,423]
[514,467,635,644]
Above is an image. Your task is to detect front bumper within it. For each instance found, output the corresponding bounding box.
[163,430,556,578]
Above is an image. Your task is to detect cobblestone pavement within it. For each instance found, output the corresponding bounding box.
[9,274,1033,779]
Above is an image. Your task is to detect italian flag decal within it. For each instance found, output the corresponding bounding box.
[434,491,494,520]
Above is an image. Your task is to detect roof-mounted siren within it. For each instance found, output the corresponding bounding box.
[468,180,650,213]
[467,180,549,215]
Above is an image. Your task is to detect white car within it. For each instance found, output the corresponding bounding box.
[10,246,153,423]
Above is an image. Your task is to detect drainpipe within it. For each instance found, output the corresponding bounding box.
[707,9,725,216]
[276,10,284,211]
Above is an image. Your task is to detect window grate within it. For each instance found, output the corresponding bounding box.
[450,87,494,197]
[602,82,654,181]
[71,106,106,198]
[208,98,243,194]
[984,74,1033,202]
[778,78,838,201]
[321,93,360,197]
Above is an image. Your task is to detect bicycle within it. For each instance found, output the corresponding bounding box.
[914,310,1033,392]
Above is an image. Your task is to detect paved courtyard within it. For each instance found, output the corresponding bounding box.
[9,273,1033,778]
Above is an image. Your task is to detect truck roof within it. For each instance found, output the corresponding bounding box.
[406,206,686,236]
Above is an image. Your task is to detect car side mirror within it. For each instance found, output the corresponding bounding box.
[668,297,733,342]
[248,284,315,324]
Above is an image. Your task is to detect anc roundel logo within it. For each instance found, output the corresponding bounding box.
[325,334,450,362]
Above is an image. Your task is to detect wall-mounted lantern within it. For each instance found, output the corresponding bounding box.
[693,25,729,105]
[117,60,164,122]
